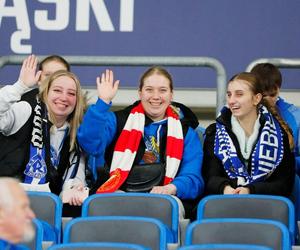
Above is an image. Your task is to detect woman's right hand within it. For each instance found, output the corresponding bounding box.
[18,55,41,88]
[96,69,120,104]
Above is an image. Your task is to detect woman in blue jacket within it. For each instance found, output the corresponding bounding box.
[77,67,204,217]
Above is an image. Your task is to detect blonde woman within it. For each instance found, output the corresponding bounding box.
[0,55,87,206]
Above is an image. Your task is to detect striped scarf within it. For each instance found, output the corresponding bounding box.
[214,105,284,186]
[97,102,184,193]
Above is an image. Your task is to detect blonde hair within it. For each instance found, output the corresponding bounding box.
[39,70,86,151]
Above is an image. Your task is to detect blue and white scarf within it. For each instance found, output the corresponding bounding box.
[23,99,69,185]
[24,99,48,184]
[214,106,284,186]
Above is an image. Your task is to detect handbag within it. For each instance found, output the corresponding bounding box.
[122,162,166,192]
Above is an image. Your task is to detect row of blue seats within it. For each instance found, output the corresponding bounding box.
[21,192,296,250]
[27,215,290,250]
[48,242,274,250]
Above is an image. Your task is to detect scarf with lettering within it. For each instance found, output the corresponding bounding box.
[24,98,48,184]
[23,98,71,188]
[97,102,184,193]
[214,105,284,186]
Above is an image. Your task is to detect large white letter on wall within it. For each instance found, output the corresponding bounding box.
[76,0,114,31]
[120,0,134,31]
[0,0,31,53]
[34,0,69,30]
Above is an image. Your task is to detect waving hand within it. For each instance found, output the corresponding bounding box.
[18,55,41,88]
[96,69,120,104]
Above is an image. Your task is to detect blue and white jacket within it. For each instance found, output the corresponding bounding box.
[277,97,300,174]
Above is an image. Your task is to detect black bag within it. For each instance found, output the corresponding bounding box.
[122,163,166,192]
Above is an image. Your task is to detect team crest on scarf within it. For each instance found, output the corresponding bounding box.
[214,106,284,185]
[24,151,47,179]
[97,102,184,193]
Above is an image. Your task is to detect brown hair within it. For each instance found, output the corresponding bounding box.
[139,66,173,91]
[39,70,86,151]
[250,63,282,94]
[229,72,294,150]
[39,55,70,72]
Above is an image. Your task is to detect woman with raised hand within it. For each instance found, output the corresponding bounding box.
[77,67,204,218]
[202,72,295,196]
[0,55,88,207]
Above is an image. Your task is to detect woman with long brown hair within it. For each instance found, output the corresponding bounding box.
[202,72,295,196]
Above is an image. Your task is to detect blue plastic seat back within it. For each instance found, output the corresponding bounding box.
[197,194,295,244]
[48,242,150,250]
[185,218,290,250]
[82,193,178,242]
[178,244,273,250]
[63,216,167,250]
[27,191,63,243]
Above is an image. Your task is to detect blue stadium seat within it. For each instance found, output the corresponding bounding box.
[27,191,63,244]
[178,243,272,250]
[185,218,290,250]
[82,193,178,243]
[63,216,167,250]
[48,242,149,250]
[197,194,296,244]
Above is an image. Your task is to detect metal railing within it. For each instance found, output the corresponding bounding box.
[0,55,227,115]
[246,58,300,72]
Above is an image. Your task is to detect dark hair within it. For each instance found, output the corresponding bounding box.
[139,66,173,91]
[229,72,294,150]
[39,55,70,71]
[250,63,282,93]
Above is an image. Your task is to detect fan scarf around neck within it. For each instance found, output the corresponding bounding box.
[24,98,48,184]
[214,105,284,186]
[97,102,184,193]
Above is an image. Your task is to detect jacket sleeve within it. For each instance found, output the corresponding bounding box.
[0,80,32,135]
[295,125,300,175]
[77,98,117,161]
[247,131,295,197]
[172,127,204,199]
[202,124,233,194]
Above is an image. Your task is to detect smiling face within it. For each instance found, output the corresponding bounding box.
[227,79,262,121]
[46,75,77,126]
[139,73,173,121]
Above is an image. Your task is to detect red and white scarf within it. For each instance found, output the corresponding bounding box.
[97,102,184,193]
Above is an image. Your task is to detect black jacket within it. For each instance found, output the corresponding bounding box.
[202,108,295,197]
[0,90,79,194]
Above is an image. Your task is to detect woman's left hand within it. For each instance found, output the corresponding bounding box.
[150,184,177,195]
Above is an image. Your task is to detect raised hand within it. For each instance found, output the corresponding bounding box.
[18,55,41,88]
[96,69,120,104]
